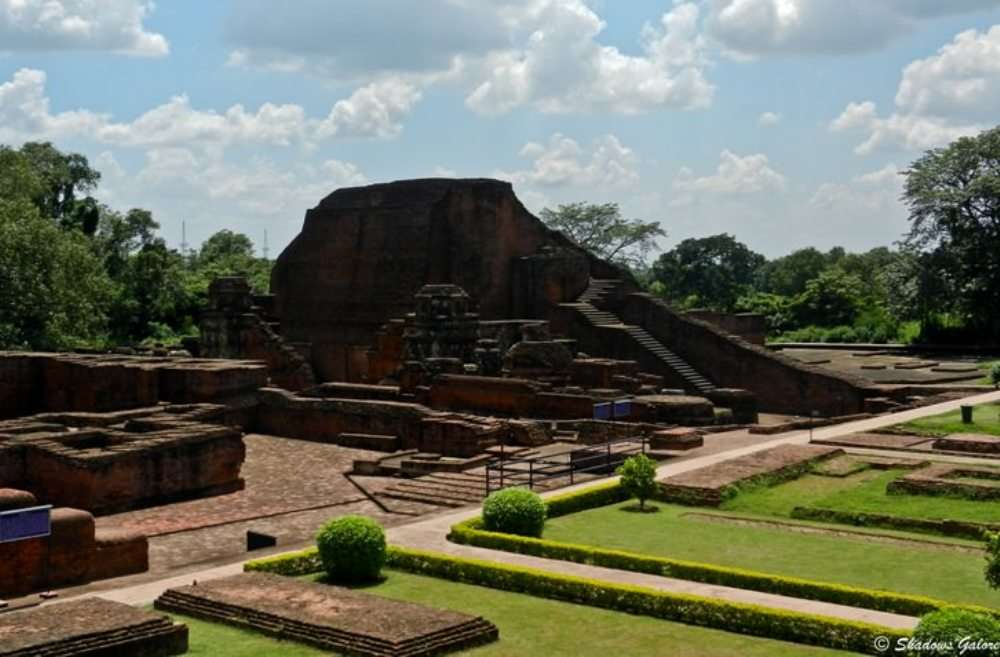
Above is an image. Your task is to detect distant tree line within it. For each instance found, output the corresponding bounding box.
[0,142,272,351]
[542,125,1000,345]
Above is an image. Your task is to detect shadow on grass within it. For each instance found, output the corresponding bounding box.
[314,573,389,590]
[619,503,661,514]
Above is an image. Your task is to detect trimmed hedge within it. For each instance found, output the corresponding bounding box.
[245,546,322,576]
[911,608,1000,657]
[791,506,998,542]
[544,481,629,518]
[245,545,908,655]
[482,488,547,537]
[449,518,992,619]
[386,546,909,656]
[446,481,999,620]
[316,515,386,582]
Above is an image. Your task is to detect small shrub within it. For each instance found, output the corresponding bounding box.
[910,608,1000,656]
[482,487,546,537]
[617,453,658,510]
[985,532,1000,590]
[315,515,386,583]
[990,363,1000,389]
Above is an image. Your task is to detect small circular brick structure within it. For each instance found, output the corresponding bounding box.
[0,488,37,511]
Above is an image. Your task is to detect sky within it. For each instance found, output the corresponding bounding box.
[2,1,1000,259]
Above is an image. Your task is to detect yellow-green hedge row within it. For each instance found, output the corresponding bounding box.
[245,545,908,656]
[450,481,997,620]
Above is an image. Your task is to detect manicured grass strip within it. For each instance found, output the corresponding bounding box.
[897,402,1000,437]
[724,469,1000,531]
[546,500,1000,609]
[168,613,327,656]
[183,571,858,657]
[386,546,907,656]
[448,516,991,619]
[246,547,908,655]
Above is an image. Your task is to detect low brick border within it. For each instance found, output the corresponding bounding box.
[155,572,498,657]
[0,598,187,657]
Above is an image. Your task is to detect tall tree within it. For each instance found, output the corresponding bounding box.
[539,202,665,270]
[18,142,102,233]
[0,198,112,348]
[902,125,1000,338]
[650,234,765,311]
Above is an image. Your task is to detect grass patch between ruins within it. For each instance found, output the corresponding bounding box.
[543,497,1000,609]
[169,569,856,657]
[895,402,1000,437]
[724,468,1000,527]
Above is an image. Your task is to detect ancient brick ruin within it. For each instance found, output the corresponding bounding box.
[0,488,147,598]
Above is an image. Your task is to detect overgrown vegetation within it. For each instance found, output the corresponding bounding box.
[0,142,272,351]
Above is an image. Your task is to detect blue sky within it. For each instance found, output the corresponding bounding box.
[2,1,999,258]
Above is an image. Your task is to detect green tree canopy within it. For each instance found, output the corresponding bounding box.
[18,141,102,233]
[0,198,112,349]
[539,202,665,270]
[902,125,1000,338]
[650,234,765,311]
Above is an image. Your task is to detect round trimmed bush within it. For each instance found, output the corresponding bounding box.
[911,608,1000,657]
[482,487,546,537]
[316,515,386,583]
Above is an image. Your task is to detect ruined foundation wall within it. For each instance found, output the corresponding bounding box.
[0,352,267,420]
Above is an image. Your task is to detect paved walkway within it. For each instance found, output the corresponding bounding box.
[60,390,1000,630]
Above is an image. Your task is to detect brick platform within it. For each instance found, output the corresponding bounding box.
[933,433,1000,454]
[0,598,187,657]
[888,463,1000,500]
[659,444,843,506]
[155,572,498,657]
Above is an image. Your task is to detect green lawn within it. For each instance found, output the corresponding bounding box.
[543,501,1000,608]
[897,401,1000,437]
[169,570,858,657]
[724,468,1000,527]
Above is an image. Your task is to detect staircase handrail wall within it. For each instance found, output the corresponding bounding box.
[617,293,878,416]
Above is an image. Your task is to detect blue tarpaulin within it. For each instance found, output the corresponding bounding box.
[0,505,51,543]
[613,399,631,418]
[593,402,612,420]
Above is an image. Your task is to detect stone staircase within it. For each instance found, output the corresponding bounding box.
[564,278,716,395]
[379,471,489,508]
[624,325,715,394]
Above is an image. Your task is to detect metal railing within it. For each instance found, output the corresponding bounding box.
[485,435,647,495]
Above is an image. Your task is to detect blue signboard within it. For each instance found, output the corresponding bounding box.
[0,505,51,543]
[613,399,631,418]
[593,402,612,420]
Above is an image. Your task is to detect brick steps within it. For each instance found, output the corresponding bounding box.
[564,278,716,396]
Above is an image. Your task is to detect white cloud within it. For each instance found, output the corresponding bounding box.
[497,133,639,187]
[466,1,712,115]
[831,26,1000,154]
[758,111,782,126]
[672,150,785,205]
[0,68,418,148]
[226,1,713,116]
[705,0,1000,56]
[0,0,167,56]
[315,79,422,140]
[809,164,902,210]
